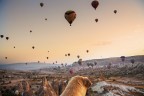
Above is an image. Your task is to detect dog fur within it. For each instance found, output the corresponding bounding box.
[60,76,92,96]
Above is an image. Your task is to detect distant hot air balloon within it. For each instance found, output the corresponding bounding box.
[56,61,57,63]
[91,0,99,10]
[5,57,7,59]
[77,55,80,58]
[32,46,35,49]
[65,10,76,26]
[0,35,4,38]
[69,69,73,75]
[65,54,67,56]
[46,57,48,59]
[68,53,70,56]
[6,37,9,40]
[30,30,32,33]
[114,10,117,14]
[40,2,44,7]
[86,50,89,53]
[25,63,27,65]
[95,18,98,22]
[53,62,55,64]
[78,59,82,66]
[38,61,40,63]
[14,46,15,48]
[45,18,47,21]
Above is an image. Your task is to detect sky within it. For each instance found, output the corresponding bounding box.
[0,0,144,64]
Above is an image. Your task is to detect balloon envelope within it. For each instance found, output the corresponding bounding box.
[6,37,9,40]
[69,69,73,74]
[78,59,82,66]
[114,10,117,14]
[32,46,35,49]
[0,35,4,38]
[77,55,80,58]
[68,53,70,56]
[40,3,44,7]
[95,19,98,22]
[91,0,99,10]
[65,10,76,26]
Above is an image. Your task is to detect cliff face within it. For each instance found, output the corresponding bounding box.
[36,77,57,96]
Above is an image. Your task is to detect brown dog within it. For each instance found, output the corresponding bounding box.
[60,76,92,96]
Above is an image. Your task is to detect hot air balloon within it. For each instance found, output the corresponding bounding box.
[32,46,35,49]
[65,10,76,26]
[14,46,15,48]
[40,2,44,7]
[0,35,4,38]
[6,37,9,40]
[69,69,73,75]
[86,50,89,53]
[65,54,67,56]
[56,61,57,63]
[95,18,98,22]
[30,30,32,33]
[78,59,82,66]
[68,53,70,56]
[114,10,117,14]
[91,0,99,10]
[45,18,47,21]
[46,57,48,59]
[5,57,7,59]
[77,55,80,58]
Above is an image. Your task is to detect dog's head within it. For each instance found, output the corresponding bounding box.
[73,76,92,88]
[82,77,92,88]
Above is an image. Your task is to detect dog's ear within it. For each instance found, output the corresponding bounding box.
[83,77,92,88]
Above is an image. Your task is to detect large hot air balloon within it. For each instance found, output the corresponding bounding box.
[65,10,76,26]
[40,2,44,7]
[91,0,99,10]
[6,37,9,40]
[114,10,117,14]
[0,35,4,38]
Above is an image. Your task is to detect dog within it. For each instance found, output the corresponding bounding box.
[60,76,92,96]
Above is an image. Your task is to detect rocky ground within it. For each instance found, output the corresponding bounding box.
[0,56,144,96]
